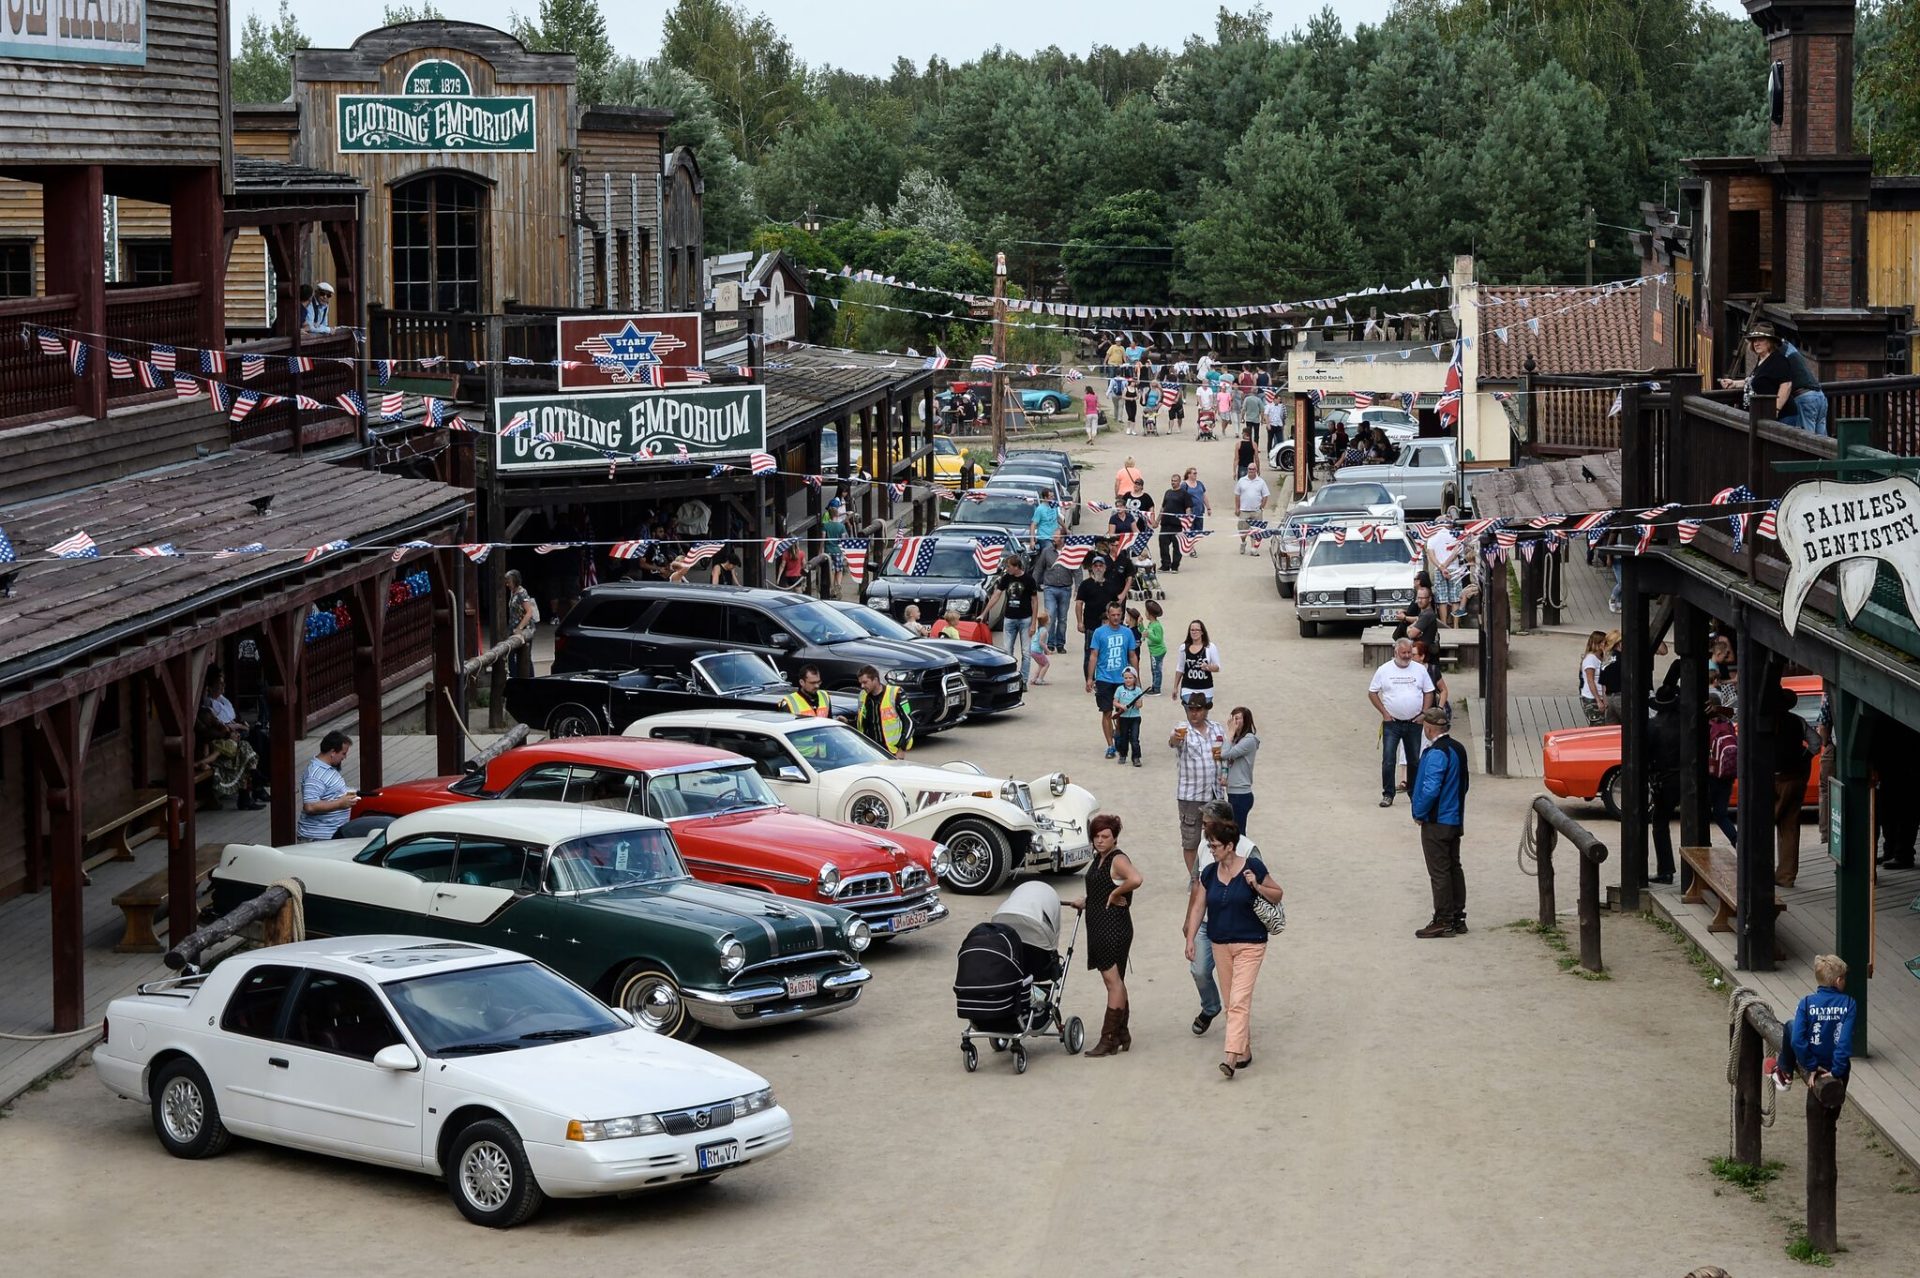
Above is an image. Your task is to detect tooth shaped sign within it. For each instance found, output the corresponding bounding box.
[1776,477,1920,634]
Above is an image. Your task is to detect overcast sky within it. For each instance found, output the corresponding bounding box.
[236,0,1754,78]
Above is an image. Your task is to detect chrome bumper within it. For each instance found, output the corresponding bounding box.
[682,966,872,1029]
[856,896,949,935]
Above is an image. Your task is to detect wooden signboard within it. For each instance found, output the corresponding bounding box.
[1,0,145,64]
[337,58,536,153]
[495,386,766,474]
[556,312,704,390]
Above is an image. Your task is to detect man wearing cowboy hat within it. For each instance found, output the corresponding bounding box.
[303,281,335,335]
[1718,321,1798,424]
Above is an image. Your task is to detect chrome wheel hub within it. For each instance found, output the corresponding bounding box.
[460,1141,514,1211]
[160,1077,204,1143]
[945,832,992,888]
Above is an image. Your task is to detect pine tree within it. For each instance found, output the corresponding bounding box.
[231,0,307,105]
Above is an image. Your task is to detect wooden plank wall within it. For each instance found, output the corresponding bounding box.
[0,397,227,508]
[577,126,663,311]
[0,686,143,902]
[294,40,576,310]
[0,1,226,167]
[1868,209,1920,370]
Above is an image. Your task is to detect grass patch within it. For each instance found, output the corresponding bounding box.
[1708,1156,1783,1196]
[1506,918,1611,981]
[1642,909,1725,988]
[1784,1225,1835,1267]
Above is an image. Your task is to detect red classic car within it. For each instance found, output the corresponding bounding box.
[353,738,950,938]
[1542,674,1824,817]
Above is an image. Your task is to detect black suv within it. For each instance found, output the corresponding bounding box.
[552,583,972,731]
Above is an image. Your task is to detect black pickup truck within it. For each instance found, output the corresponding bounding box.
[505,651,860,737]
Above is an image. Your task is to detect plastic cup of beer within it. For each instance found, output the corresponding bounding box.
[1174,725,1189,742]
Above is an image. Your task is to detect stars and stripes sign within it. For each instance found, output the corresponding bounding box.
[1053,536,1099,570]
[461,543,494,563]
[609,539,652,560]
[683,541,725,566]
[49,531,98,559]
[390,540,433,563]
[841,537,869,581]
[749,451,778,475]
[891,536,934,575]
[133,544,179,557]
[762,535,798,562]
[972,542,1005,575]
[303,539,350,565]
[240,354,265,381]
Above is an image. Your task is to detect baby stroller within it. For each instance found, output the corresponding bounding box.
[1195,409,1218,443]
[953,882,1085,1073]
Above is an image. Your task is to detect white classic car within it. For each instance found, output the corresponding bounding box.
[626,710,1095,894]
[95,937,792,1227]
[1292,518,1420,638]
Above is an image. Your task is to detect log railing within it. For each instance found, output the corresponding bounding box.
[1527,796,1609,973]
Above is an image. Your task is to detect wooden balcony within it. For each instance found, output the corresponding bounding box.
[0,284,206,427]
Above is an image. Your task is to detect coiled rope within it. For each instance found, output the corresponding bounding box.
[1725,985,1777,1156]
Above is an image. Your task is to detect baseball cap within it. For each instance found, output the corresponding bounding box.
[1419,707,1449,727]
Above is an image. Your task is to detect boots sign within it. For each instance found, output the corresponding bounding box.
[494,387,766,474]
[338,59,536,153]
[1778,476,1920,634]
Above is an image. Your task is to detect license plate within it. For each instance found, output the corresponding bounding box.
[1380,608,1398,622]
[697,1140,740,1170]
[892,909,930,933]
[784,974,819,998]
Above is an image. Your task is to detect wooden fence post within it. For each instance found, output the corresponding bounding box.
[1805,1075,1847,1254]
[1534,808,1558,930]
[1733,1014,1766,1167]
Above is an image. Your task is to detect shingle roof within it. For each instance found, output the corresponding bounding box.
[233,157,365,193]
[1469,451,1622,520]
[1478,284,1644,380]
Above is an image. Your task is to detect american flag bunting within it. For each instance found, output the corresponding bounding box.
[891,536,933,575]
[841,537,869,581]
[749,451,778,475]
[390,540,433,563]
[49,531,99,559]
[303,540,350,565]
[972,542,1004,575]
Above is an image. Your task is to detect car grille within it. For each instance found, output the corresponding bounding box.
[835,873,895,901]
[1344,587,1376,606]
[659,1101,737,1136]
[900,865,929,893]
[942,671,968,709]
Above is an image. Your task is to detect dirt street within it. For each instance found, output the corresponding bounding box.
[2,423,1914,1275]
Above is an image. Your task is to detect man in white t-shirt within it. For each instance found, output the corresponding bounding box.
[1368,637,1436,807]
[1232,463,1271,555]
[1424,518,1463,625]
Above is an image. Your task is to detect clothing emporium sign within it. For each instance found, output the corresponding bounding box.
[337,59,536,153]
[556,313,703,390]
[494,387,767,473]
[1778,476,1920,634]
[1,0,145,64]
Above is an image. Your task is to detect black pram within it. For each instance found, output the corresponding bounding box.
[952,881,1085,1073]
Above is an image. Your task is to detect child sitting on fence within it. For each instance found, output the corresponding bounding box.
[1771,953,1857,1087]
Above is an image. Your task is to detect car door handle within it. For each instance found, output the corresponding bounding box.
[268,1057,289,1069]
[434,890,454,897]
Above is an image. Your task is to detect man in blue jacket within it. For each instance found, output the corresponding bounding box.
[1410,705,1470,938]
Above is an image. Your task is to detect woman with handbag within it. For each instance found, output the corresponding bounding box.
[1066,813,1142,1058]
[1183,815,1282,1079]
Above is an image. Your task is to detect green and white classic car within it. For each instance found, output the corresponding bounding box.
[209,803,873,1039]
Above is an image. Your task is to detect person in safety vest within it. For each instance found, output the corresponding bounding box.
[783,665,832,718]
[848,664,913,757]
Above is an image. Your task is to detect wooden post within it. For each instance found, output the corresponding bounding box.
[990,252,1008,459]
[32,691,101,1030]
[1484,550,1510,777]
[1830,684,1872,1052]
[1541,544,1562,627]
[43,166,106,420]
[428,549,464,776]
[169,167,226,348]
[1534,807,1559,929]
[261,608,306,847]
[1619,554,1651,910]
[1735,625,1778,970]
[1530,797,1610,972]
[1805,1075,1847,1254]
[1733,1013,1765,1166]
[1578,849,1604,972]
[1675,599,1710,862]
[350,573,393,794]
[151,648,213,946]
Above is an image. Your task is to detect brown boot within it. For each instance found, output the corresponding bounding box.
[1084,1007,1122,1058]
[1115,1006,1131,1052]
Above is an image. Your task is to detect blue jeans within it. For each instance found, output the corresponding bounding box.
[1791,389,1830,436]
[1113,716,1141,761]
[1004,615,1032,682]
[1382,719,1423,799]
[1228,791,1254,833]
[1044,585,1072,650]
[1149,651,1164,693]
[1191,919,1221,1016]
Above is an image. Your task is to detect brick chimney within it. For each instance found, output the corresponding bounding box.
[1747,0,1857,159]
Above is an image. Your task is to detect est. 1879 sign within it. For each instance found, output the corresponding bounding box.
[494,387,767,474]
[1778,476,1920,634]
[338,59,536,153]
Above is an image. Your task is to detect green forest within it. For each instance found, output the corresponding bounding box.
[235,0,1920,353]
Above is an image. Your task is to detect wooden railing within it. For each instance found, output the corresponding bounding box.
[224,332,358,449]
[1823,375,1920,459]
[1517,369,1691,457]
[302,592,436,727]
[0,293,80,422]
[104,283,202,404]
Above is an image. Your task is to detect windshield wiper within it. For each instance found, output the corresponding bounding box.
[519,1028,594,1041]
[437,1041,519,1055]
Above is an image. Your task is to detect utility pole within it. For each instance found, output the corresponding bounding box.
[990,251,1008,459]
[1585,205,1596,288]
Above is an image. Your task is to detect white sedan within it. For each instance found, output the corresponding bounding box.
[95,937,792,1227]
[626,709,1096,895]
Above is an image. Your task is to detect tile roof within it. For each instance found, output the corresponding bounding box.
[1478,284,1644,380]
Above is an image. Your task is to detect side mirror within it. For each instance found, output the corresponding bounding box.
[775,765,806,782]
[373,1043,421,1073]
[769,632,794,649]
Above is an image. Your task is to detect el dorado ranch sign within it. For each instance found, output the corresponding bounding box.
[495,387,767,474]
[1777,476,1920,634]
[338,59,535,153]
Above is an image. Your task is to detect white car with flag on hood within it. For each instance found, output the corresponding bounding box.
[626,709,1096,894]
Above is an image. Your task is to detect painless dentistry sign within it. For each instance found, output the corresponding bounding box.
[1778,476,1920,634]
[494,386,767,474]
[338,59,536,153]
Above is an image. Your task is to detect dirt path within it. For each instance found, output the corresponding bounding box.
[3,423,1914,1273]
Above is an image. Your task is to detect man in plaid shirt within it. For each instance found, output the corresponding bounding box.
[1169,695,1227,878]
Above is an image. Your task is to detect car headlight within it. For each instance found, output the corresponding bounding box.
[885,668,916,685]
[846,917,872,953]
[952,599,973,617]
[999,780,1020,803]
[717,934,746,972]
[930,843,951,877]
[734,1087,776,1116]
[817,863,840,897]
[568,1113,667,1142]
[1048,772,1068,796]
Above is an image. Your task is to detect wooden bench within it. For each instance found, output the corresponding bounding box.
[85,788,169,870]
[1681,844,1786,938]
[112,843,224,953]
[1360,625,1479,672]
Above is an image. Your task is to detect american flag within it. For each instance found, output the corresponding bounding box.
[970,353,998,371]
[1634,524,1655,555]
[0,525,16,565]
[64,340,86,376]
[1331,528,1349,546]
[214,543,266,558]
[1065,369,1084,381]
[674,444,690,464]
[50,531,99,559]
[137,361,165,390]
[1125,529,1152,557]
[1461,518,1500,538]
[461,543,494,563]
[1495,529,1519,550]
[891,536,933,575]
[424,397,446,427]
[133,544,179,557]
[732,365,753,377]
[201,349,225,375]
[390,540,433,563]
[609,539,651,559]
[890,482,908,500]
[1025,363,1039,377]
[972,542,1005,575]
[1677,519,1702,545]
[1054,536,1098,570]
[1264,389,1280,403]
[1084,500,1111,512]
[336,389,365,417]
[107,353,133,379]
[684,366,712,384]
[207,382,231,413]
[175,372,203,399]
[762,535,797,562]
[535,541,582,554]
[683,541,725,566]
[1359,524,1385,543]
[240,354,264,381]
[303,539,350,565]
[1352,391,1374,408]
[1758,507,1779,540]
[1306,388,1323,404]
[749,451,778,475]
[1180,512,1194,531]
[229,390,259,423]
[374,359,394,385]
[1178,530,1211,555]
[1568,512,1609,534]
[924,347,950,371]
[841,537,869,581]
[1400,391,1417,413]
[287,355,313,374]
[293,394,325,411]
[707,464,730,478]
[1437,349,1463,428]
[418,355,446,369]
[150,344,176,374]
[1528,515,1565,529]
[35,329,64,357]
[379,391,405,420]
[501,411,531,436]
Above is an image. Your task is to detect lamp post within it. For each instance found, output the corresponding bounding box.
[990,252,1008,459]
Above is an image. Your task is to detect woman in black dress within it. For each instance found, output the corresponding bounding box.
[1067,813,1142,1058]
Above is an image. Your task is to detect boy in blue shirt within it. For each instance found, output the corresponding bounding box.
[1774,953,1856,1085]
[1084,600,1140,759]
